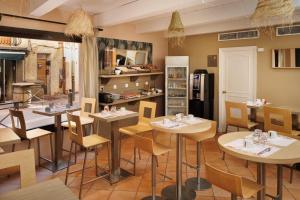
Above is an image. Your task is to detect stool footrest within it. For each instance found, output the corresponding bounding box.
[182,161,199,170]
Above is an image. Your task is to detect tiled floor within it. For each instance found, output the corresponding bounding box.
[0,133,300,200]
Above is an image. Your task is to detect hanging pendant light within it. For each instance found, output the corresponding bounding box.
[251,0,295,29]
[168,11,185,48]
[65,9,94,37]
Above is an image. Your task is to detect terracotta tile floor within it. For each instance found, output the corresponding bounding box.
[1,134,300,200]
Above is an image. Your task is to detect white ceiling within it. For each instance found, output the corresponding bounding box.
[27,0,300,36]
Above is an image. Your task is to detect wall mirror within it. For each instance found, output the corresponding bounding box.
[272,48,300,69]
[115,49,148,66]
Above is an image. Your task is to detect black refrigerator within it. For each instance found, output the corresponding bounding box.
[189,69,214,119]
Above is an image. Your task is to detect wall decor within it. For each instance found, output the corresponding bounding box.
[97,37,153,70]
[207,55,217,67]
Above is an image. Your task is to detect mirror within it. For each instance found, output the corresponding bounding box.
[116,49,148,66]
[272,48,300,68]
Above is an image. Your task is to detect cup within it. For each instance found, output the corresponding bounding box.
[268,130,278,139]
[163,118,170,124]
[111,106,117,112]
[45,107,51,112]
[120,107,126,111]
[104,105,109,112]
[188,114,194,120]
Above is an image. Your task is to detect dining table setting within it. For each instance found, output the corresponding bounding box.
[218,130,300,200]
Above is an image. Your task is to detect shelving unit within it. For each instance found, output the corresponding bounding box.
[165,56,189,115]
[99,93,164,106]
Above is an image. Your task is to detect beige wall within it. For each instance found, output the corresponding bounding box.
[169,33,300,121]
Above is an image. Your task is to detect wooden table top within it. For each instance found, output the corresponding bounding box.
[150,116,212,134]
[0,178,78,200]
[218,131,300,164]
[89,111,138,123]
[33,106,81,116]
[0,128,20,146]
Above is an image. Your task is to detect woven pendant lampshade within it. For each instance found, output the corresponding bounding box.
[168,11,185,48]
[251,0,295,28]
[65,9,94,37]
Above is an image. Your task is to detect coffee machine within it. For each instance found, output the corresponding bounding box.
[189,69,214,119]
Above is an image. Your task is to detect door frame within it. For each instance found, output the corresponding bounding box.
[218,46,257,132]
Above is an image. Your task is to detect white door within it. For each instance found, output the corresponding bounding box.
[219,46,257,132]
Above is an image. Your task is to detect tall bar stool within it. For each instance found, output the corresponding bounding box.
[264,106,300,183]
[223,101,258,160]
[65,112,111,199]
[184,121,217,191]
[61,97,96,162]
[133,134,172,200]
[9,109,53,166]
[119,101,156,168]
[205,163,263,200]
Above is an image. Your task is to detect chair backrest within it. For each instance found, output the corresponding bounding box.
[205,163,243,197]
[138,101,157,124]
[9,109,27,139]
[0,149,36,188]
[225,101,248,128]
[80,97,96,117]
[133,134,153,155]
[67,112,84,145]
[264,106,292,134]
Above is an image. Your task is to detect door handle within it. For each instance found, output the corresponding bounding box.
[222,90,227,94]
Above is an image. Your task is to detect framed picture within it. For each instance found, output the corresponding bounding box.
[207,55,218,67]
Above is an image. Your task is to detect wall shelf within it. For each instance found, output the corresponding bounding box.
[99,72,164,78]
[99,93,164,106]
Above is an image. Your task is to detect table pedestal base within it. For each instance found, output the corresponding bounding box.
[161,185,196,200]
[141,196,162,200]
[185,177,212,191]
[40,160,69,172]
[103,168,133,184]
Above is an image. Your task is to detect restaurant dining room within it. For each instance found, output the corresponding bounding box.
[1,0,300,200]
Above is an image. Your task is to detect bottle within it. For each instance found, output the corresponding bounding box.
[68,89,73,106]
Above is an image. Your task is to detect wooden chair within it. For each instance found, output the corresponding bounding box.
[205,163,263,200]
[0,149,36,188]
[183,121,217,191]
[119,101,157,163]
[9,109,53,166]
[61,97,96,162]
[62,97,96,129]
[225,101,258,132]
[223,101,258,161]
[133,134,172,200]
[264,106,300,183]
[65,112,111,199]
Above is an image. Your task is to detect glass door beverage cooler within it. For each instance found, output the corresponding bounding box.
[165,56,189,115]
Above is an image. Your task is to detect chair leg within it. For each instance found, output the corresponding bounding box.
[107,142,111,177]
[152,155,157,199]
[231,194,237,200]
[28,140,31,149]
[163,151,170,181]
[184,138,188,179]
[290,167,294,184]
[79,149,88,199]
[74,144,77,164]
[11,144,15,152]
[225,125,228,133]
[49,134,54,162]
[37,138,41,166]
[95,146,98,176]
[222,151,225,160]
[65,141,74,185]
[245,160,249,168]
[196,142,201,184]
[133,146,136,176]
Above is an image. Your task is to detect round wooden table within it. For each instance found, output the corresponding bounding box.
[150,116,212,200]
[218,131,300,200]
